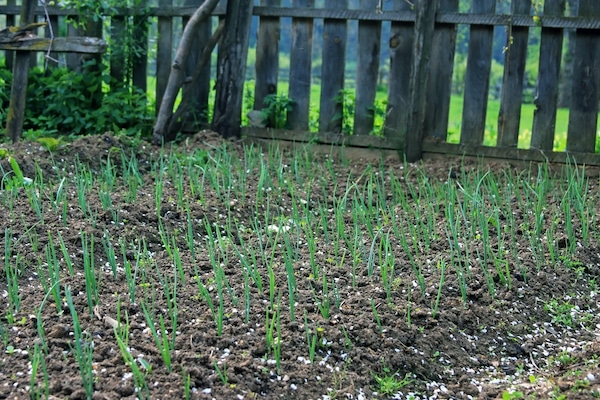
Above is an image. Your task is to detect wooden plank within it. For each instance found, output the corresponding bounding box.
[531,0,565,151]
[566,0,600,153]
[460,0,496,145]
[318,0,348,133]
[1,4,600,27]
[405,0,439,162]
[424,0,458,141]
[5,0,36,142]
[182,0,212,129]
[212,0,253,138]
[110,16,126,86]
[383,1,414,144]
[156,0,173,112]
[422,139,600,165]
[242,127,402,149]
[3,5,600,27]
[497,0,531,147]
[4,0,16,70]
[287,0,315,131]
[132,14,148,95]
[353,0,381,135]
[0,37,107,53]
[254,0,281,125]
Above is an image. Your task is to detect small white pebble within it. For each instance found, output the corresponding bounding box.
[290,384,297,390]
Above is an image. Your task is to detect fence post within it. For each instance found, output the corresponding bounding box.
[5,0,36,142]
[405,0,438,163]
[423,0,458,141]
[566,0,600,153]
[287,0,315,131]
[497,0,532,147]
[319,0,348,133]
[182,0,212,129]
[254,0,281,126]
[460,0,496,146]
[156,0,174,111]
[353,0,382,136]
[383,1,414,145]
[212,0,253,138]
[531,0,565,151]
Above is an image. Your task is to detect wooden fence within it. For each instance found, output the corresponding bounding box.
[1,0,600,164]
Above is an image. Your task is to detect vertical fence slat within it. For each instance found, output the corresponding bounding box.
[566,0,600,153]
[287,0,315,131]
[405,0,439,162]
[353,0,381,135]
[460,0,496,145]
[110,16,126,86]
[5,0,36,142]
[424,0,458,140]
[182,0,212,129]
[132,14,148,95]
[156,0,173,112]
[4,0,16,71]
[319,0,348,133]
[255,0,281,124]
[383,1,414,143]
[531,0,565,151]
[212,0,253,138]
[497,0,532,147]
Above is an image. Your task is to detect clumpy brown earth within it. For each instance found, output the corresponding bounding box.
[0,131,599,399]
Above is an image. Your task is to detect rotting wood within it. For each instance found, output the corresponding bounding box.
[156,0,173,110]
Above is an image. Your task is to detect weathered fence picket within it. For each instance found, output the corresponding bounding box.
[254,0,281,124]
[383,1,413,143]
[460,0,496,146]
[286,0,314,131]
[353,0,381,136]
[497,0,531,147]
[531,0,565,151]
[319,0,347,133]
[566,0,600,153]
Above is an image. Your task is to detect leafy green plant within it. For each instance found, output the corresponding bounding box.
[372,367,412,396]
[262,94,294,129]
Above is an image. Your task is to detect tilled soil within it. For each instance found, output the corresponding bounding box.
[0,131,599,399]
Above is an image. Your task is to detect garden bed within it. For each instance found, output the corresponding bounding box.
[0,131,599,399]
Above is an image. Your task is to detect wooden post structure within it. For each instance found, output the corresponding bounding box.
[566,0,600,153]
[212,0,254,138]
[353,0,381,135]
[531,0,566,151]
[5,0,36,143]
[1,0,106,142]
[405,0,439,162]
[497,0,532,147]
[287,0,315,131]
[319,0,348,133]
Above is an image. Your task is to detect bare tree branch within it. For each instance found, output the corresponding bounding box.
[153,0,221,144]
